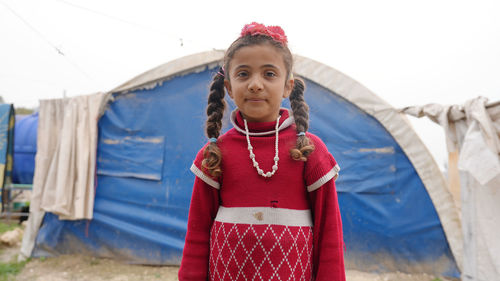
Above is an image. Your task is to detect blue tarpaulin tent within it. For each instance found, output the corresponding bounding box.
[24,51,461,278]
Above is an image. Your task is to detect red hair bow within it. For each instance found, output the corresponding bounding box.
[240,22,288,45]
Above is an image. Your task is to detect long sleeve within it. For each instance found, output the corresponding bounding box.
[178,176,220,281]
[308,178,345,281]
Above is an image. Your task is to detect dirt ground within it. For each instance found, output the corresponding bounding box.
[4,250,451,281]
[14,255,449,281]
[15,255,179,281]
[0,225,451,281]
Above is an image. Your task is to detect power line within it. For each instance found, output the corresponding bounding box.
[55,0,210,50]
[0,0,92,79]
[57,0,157,33]
[0,0,65,55]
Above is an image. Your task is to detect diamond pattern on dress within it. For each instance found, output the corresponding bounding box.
[209,221,313,281]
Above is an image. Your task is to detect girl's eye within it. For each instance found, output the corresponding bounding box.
[236,71,248,78]
[265,71,276,77]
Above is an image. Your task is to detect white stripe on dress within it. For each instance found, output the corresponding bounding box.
[215,206,313,227]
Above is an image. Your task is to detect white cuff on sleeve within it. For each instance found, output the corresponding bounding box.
[190,163,220,189]
[306,164,340,192]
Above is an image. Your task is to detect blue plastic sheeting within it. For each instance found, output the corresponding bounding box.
[34,70,213,264]
[97,135,165,180]
[303,82,459,277]
[33,67,459,277]
[12,113,38,184]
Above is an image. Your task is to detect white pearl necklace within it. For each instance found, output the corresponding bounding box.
[243,115,281,178]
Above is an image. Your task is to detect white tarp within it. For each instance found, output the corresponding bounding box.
[403,96,500,281]
[19,92,105,261]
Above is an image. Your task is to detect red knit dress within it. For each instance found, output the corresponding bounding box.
[179,109,345,281]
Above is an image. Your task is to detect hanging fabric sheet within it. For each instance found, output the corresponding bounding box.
[19,92,106,260]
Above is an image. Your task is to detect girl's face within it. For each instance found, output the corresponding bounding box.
[224,44,294,123]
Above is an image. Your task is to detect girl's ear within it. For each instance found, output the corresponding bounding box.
[224,80,233,99]
[283,77,294,98]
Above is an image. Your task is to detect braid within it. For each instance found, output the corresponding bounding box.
[289,78,314,161]
[202,69,226,177]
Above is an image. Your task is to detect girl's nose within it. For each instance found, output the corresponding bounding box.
[248,76,263,93]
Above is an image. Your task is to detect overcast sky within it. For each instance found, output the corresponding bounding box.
[1,0,499,166]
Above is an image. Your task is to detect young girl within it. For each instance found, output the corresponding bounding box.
[179,22,345,281]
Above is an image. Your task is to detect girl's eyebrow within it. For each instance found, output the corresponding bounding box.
[261,64,278,69]
[234,65,250,71]
[233,64,279,71]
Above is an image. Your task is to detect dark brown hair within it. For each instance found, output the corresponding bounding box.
[202,34,314,177]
